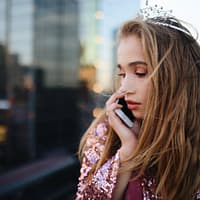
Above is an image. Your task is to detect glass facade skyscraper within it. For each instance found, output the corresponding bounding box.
[0,1,81,198]
[34,0,79,87]
[0,0,79,89]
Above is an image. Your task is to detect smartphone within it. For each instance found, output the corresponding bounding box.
[115,98,134,128]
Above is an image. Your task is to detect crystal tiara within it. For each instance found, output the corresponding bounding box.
[137,0,191,35]
[138,0,173,20]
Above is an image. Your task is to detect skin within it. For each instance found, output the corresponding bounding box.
[105,35,150,199]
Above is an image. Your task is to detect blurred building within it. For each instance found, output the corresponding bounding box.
[34,0,80,87]
[0,0,79,88]
[79,64,96,90]
[0,44,7,99]
[79,0,100,66]
[0,1,81,198]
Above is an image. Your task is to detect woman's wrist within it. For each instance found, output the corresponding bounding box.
[119,144,136,162]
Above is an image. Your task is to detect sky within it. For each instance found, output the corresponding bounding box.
[97,0,200,90]
[102,0,200,41]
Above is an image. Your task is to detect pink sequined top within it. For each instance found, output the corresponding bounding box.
[76,120,200,200]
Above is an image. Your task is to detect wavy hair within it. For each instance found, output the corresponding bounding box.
[78,17,200,200]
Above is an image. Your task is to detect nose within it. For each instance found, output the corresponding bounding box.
[119,76,136,94]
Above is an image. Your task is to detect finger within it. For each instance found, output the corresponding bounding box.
[106,91,126,106]
[106,102,122,118]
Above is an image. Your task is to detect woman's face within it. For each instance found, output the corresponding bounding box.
[117,35,150,120]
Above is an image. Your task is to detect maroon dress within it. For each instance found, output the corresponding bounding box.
[124,178,143,200]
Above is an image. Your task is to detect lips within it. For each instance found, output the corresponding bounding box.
[126,100,141,110]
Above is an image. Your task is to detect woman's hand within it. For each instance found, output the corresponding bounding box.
[106,91,139,161]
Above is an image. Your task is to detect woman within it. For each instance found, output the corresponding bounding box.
[76,15,200,200]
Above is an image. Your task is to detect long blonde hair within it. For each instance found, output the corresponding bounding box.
[78,17,200,200]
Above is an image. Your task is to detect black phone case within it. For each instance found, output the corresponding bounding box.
[118,98,134,120]
[115,98,134,128]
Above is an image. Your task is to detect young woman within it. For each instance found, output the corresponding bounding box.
[75,15,200,200]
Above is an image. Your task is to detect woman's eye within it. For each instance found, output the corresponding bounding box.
[134,66,148,77]
[135,72,147,77]
[117,73,125,77]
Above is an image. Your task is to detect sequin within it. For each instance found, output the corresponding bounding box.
[75,120,200,200]
[197,190,200,199]
[141,176,161,200]
[75,121,118,199]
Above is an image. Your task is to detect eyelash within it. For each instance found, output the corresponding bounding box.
[117,73,125,77]
[117,72,147,78]
[135,72,147,77]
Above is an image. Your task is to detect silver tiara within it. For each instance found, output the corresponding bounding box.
[137,0,191,35]
[138,0,173,19]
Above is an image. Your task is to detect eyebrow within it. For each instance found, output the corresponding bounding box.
[117,61,147,69]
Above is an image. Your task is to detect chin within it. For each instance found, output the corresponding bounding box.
[132,111,144,120]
